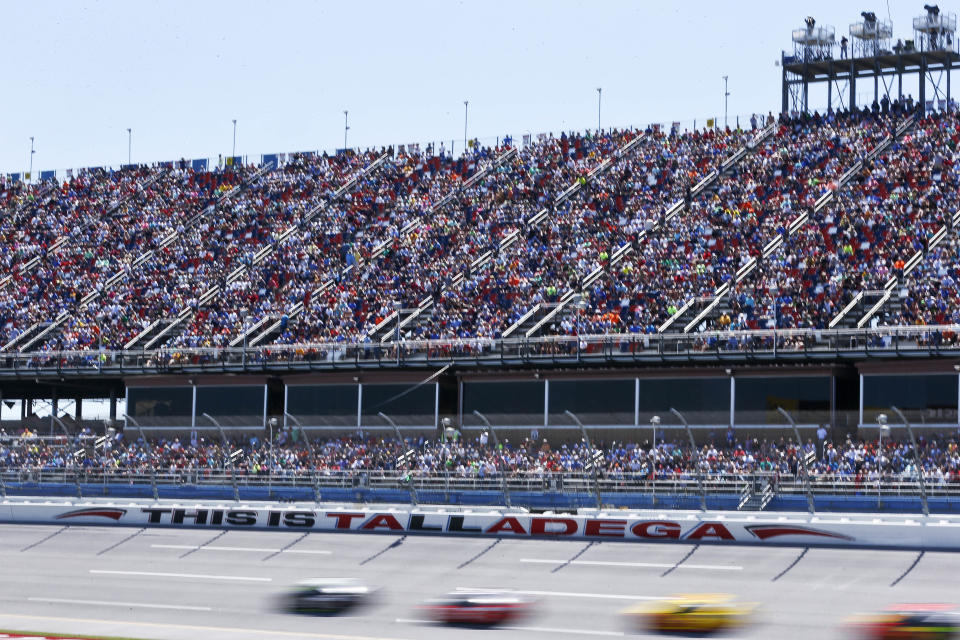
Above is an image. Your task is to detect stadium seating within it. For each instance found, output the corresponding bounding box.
[2,99,958,355]
[1,428,957,482]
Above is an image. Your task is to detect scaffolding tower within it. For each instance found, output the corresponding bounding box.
[782,7,959,115]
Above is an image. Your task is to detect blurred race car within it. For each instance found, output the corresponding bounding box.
[624,593,756,633]
[284,578,375,615]
[849,605,960,640]
[420,591,534,625]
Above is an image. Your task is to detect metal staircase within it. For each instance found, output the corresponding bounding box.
[1,163,275,353]
[737,476,775,511]
[666,114,916,334]
[842,208,960,329]
[250,148,519,347]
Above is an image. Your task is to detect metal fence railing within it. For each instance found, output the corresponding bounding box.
[2,324,960,375]
[2,467,957,498]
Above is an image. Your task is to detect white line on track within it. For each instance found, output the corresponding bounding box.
[455,587,662,600]
[520,558,743,570]
[27,597,212,611]
[151,544,331,554]
[89,569,271,582]
[0,612,412,640]
[395,618,624,636]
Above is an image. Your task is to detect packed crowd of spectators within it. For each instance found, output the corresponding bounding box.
[3,97,960,357]
[2,425,960,485]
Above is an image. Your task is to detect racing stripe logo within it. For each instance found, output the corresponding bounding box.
[745,524,853,541]
[55,508,128,521]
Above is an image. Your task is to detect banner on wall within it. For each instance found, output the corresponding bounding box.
[3,502,958,550]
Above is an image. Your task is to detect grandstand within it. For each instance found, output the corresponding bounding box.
[1,7,959,490]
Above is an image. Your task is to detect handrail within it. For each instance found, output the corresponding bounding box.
[1,468,956,499]
[4,323,960,370]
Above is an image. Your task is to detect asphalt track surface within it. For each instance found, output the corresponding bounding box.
[0,524,955,640]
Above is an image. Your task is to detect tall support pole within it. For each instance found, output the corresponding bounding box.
[891,406,930,517]
[28,137,35,182]
[565,410,601,510]
[920,54,927,116]
[670,408,706,511]
[948,58,952,112]
[127,128,132,165]
[781,54,789,114]
[828,65,833,112]
[777,407,815,514]
[850,59,857,111]
[899,62,903,101]
[596,87,602,133]
[231,119,237,159]
[463,101,469,153]
[343,110,349,151]
[379,411,417,505]
[473,411,511,508]
[723,75,729,128]
[874,60,879,105]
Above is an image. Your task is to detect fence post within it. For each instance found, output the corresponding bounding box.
[378,412,417,505]
[473,410,511,508]
[150,468,159,501]
[777,407,814,514]
[670,408,706,511]
[565,410,601,509]
[891,406,930,517]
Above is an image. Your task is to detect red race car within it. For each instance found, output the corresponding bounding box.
[850,604,960,640]
[420,591,535,626]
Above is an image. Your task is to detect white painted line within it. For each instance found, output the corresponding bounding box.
[456,587,661,600]
[396,618,623,636]
[151,544,330,554]
[28,597,211,611]
[519,558,742,571]
[90,569,271,582]
[503,625,624,637]
[2,612,412,640]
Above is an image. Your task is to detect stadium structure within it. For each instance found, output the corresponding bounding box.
[0,5,959,455]
[10,10,960,640]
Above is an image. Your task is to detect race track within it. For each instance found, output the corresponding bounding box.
[0,523,954,639]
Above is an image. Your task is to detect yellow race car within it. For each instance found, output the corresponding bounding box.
[624,593,756,633]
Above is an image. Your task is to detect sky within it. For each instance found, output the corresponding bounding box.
[0,0,942,175]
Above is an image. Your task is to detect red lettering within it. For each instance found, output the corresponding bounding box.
[325,512,366,529]
[361,514,405,531]
[685,522,734,540]
[531,517,578,536]
[485,517,528,535]
[631,520,681,539]
[585,519,627,538]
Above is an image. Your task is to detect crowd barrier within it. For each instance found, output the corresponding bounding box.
[3,324,960,374]
[2,470,957,513]
[2,498,960,550]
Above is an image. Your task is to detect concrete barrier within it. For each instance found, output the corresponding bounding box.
[3,498,960,550]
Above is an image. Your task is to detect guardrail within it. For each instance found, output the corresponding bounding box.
[2,468,957,500]
[1,324,960,375]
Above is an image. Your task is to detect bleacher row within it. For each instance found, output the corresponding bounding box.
[1,98,957,354]
[1,429,957,481]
